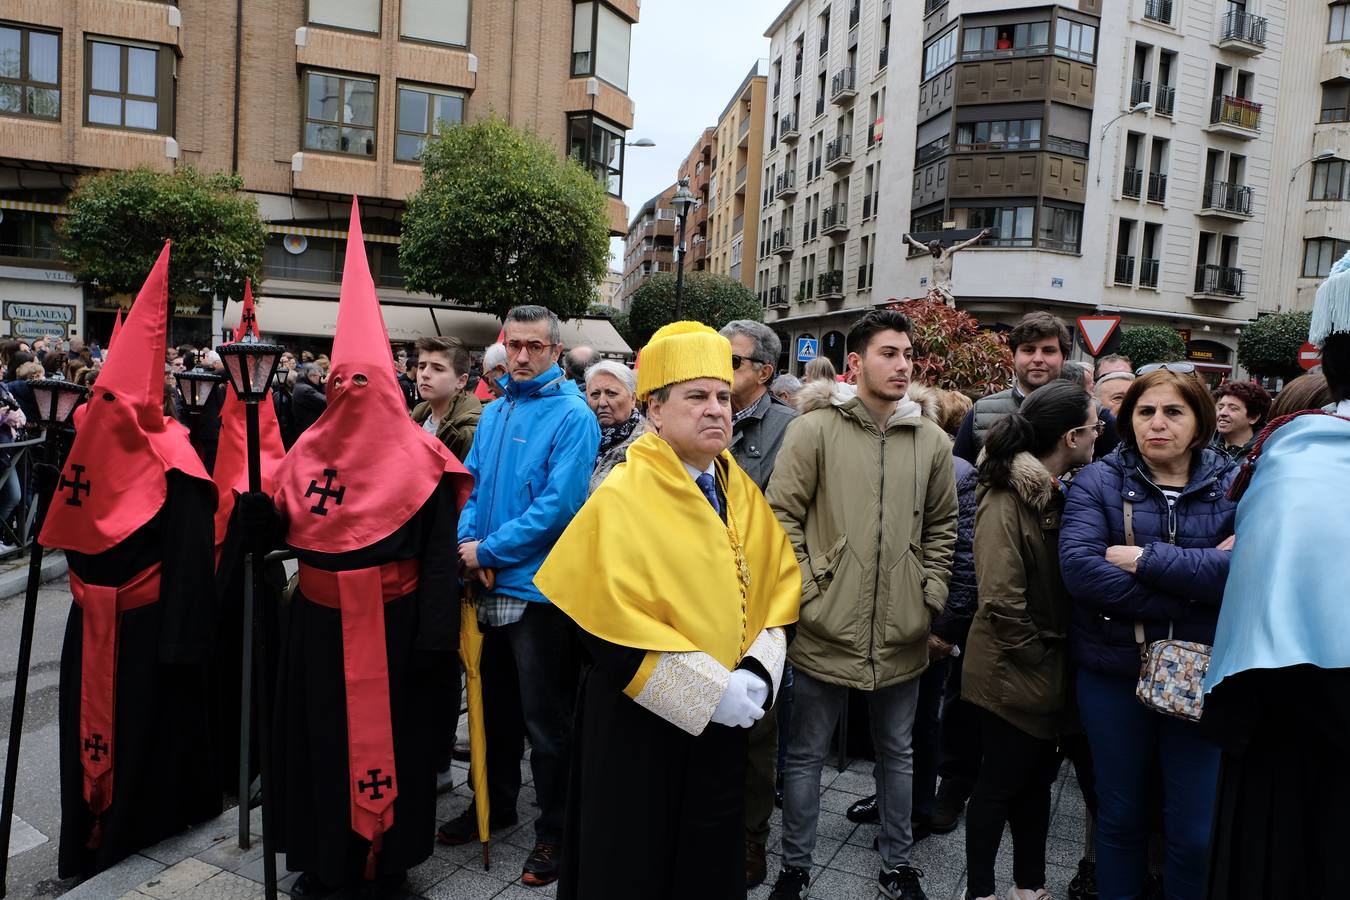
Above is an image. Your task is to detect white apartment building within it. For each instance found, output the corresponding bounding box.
[760,0,1284,383]
[1262,2,1350,315]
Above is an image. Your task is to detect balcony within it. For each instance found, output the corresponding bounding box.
[819,33,829,57]
[1156,84,1176,117]
[1218,10,1267,55]
[825,134,853,169]
[1140,257,1160,288]
[735,165,748,193]
[1193,264,1245,299]
[1144,0,1173,25]
[879,46,889,70]
[767,285,789,307]
[924,0,945,15]
[867,118,882,148]
[1131,79,1151,107]
[1207,95,1261,137]
[1200,181,1254,219]
[1147,171,1168,204]
[815,95,826,118]
[781,113,800,142]
[831,68,857,104]
[818,270,845,299]
[772,227,794,256]
[857,263,874,290]
[821,202,849,235]
[1122,166,1143,199]
[733,213,744,235]
[775,170,798,199]
[1115,255,1136,286]
[738,116,752,143]
[849,0,860,29]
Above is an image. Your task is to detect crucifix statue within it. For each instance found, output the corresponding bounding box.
[903,227,991,307]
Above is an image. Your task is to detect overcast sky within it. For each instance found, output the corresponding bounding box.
[609,1,776,267]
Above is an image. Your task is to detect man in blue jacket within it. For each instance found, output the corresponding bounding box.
[436,305,600,888]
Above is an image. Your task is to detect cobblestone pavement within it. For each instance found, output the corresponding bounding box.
[62,748,1090,900]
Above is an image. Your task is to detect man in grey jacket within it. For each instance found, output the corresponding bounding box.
[720,320,797,888]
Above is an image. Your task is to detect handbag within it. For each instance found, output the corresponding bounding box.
[1123,501,1211,722]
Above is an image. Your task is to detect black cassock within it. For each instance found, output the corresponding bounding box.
[560,633,751,900]
[58,472,221,878]
[1204,665,1350,900]
[272,476,459,886]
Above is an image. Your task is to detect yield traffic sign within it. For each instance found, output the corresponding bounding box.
[1077,316,1122,356]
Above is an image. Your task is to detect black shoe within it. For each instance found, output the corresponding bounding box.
[436,806,517,846]
[290,872,335,898]
[928,794,964,833]
[846,794,879,824]
[768,865,810,900]
[879,864,927,900]
[1067,858,1097,900]
[746,840,768,889]
[521,841,560,886]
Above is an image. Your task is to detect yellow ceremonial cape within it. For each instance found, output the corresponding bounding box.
[535,432,800,670]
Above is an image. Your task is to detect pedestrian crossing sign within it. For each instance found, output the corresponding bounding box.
[797,338,818,362]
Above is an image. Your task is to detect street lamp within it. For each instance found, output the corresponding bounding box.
[626,137,656,147]
[1290,147,1337,183]
[215,337,284,900]
[670,178,698,320]
[1274,148,1340,310]
[1095,101,1153,185]
[0,379,86,895]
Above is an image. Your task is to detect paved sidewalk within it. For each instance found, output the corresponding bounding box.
[63,749,1089,900]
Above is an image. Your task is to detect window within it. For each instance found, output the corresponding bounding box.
[263,230,404,287]
[0,208,58,260]
[959,205,1034,247]
[401,0,468,46]
[955,118,1042,150]
[303,71,377,157]
[1304,238,1350,277]
[85,39,171,133]
[568,113,625,196]
[0,25,60,120]
[1321,82,1349,123]
[1332,2,1350,42]
[1054,19,1096,63]
[960,22,1050,59]
[1039,205,1083,252]
[572,2,632,92]
[308,0,380,33]
[923,28,957,81]
[1311,158,1350,200]
[395,84,463,161]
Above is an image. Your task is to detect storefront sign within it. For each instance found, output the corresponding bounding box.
[4,301,75,324]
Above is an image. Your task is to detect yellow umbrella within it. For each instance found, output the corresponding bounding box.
[459,570,493,870]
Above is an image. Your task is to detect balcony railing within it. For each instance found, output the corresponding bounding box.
[815,95,826,117]
[1147,171,1168,203]
[772,228,793,255]
[857,263,874,290]
[878,45,889,70]
[1139,257,1160,288]
[733,213,744,235]
[1131,79,1151,107]
[767,285,788,307]
[1114,255,1136,285]
[1221,9,1267,47]
[775,170,798,198]
[819,33,829,57]
[736,165,748,189]
[862,194,873,219]
[1195,264,1244,297]
[923,0,945,14]
[799,279,811,301]
[818,270,844,298]
[825,134,853,168]
[1144,0,1173,25]
[1156,84,1176,117]
[917,138,950,164]
[1210,95,1261,131]
[867,119,882,148]
[821,202,848,233]
[1122,167,1143,198]
[739,116,751,140]
[849,0,860,29]
[1202,181,1254,216]
[781,113,800,140]
[831,67,857,102]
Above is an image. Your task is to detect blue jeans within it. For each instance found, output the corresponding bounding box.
[912,656,951,820]
[1076,669,1219,900]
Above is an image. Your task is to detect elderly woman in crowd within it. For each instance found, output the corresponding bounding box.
[1060,365,1237,900]
[585,359,644,493]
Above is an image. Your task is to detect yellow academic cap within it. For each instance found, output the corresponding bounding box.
[636,321,734,401]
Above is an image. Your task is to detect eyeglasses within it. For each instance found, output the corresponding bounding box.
[1135,362,1196,376]
[1068,421,1107,438]
[731,355,770,370]
[506,340,557,357]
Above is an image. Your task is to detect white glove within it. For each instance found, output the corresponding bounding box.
[711,669,768,729]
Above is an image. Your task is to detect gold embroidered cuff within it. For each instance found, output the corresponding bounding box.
[743,627,787,702]
[625,650,731,736]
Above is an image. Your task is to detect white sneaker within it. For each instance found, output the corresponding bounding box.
[1006,888,1052,900]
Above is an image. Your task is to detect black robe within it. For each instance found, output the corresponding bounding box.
[272,476,460,886]
[58,471,221,878]
[1203,665,1350,900]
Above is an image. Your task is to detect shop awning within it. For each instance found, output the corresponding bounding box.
[222,296,631,354]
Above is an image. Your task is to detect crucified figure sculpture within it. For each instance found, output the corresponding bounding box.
[903,228,990,307]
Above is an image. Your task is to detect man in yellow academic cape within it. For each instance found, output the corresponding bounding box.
[535,321,799,900]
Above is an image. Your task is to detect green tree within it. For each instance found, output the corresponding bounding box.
[627,273,763,346]
[400,117,611,321]
[1238,310,1312,379]
[59,166,266,305]
[887,298,1013,394]
[1119,325,1187,368]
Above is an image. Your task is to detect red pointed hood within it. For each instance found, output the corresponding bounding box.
[274,199,471,552]
[108,308,123,349]
[234,280,261,342]
[42,243,213,554]
[213,280,287,548]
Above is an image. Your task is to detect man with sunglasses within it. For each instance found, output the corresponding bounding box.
[438,304,600,888]
[720,320,798,888]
